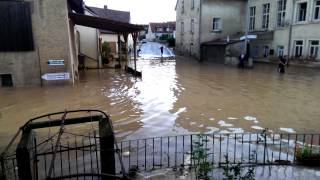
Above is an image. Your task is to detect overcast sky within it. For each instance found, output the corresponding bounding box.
[84,0,176,24]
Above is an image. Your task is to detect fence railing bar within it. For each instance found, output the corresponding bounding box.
[219,134,222,164]
[88,133,93,179]
[74,136,79,180]
[241,133,244,164]
[248,134,251,163]
[59,143,63,177]
[129,140,131,170]
[33,138,39,180]
[279,134,283,161]
[212,134,215,164]
[82,137,86,174]
[160,138,162,167]
[67,142,71,177]
[182,135,185,166]
[175,136,177,168]
[137,140,139,168]
[286,134,290,161]
[311,134,314,155]
[152,138,154,169]
[234,134,236,164]
[167,137,170,168]
[255,133,258,164]
[293,134,298,163]
[145,139,147,171]
[94,131,100,174]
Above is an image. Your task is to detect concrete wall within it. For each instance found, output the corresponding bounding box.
[0,0,74,87]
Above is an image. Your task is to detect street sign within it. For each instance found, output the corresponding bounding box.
[48,59,64,66]
[41,72,70,81]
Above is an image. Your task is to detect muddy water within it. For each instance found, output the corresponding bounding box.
[1,56,320,148]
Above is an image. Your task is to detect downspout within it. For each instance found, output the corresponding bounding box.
[97,29,102,68]
[287,0,295,64]
[199,0,202,62]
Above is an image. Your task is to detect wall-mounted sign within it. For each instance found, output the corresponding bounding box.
[41,72,70,81]
[48,59,64,66]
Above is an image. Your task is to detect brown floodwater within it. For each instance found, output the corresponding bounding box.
[1,56,320,149]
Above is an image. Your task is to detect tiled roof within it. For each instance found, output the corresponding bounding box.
[149,22,176,33]
[86,6,130,23]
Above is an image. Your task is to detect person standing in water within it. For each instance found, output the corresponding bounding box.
[160,46,164,56]
[278,56,287,73]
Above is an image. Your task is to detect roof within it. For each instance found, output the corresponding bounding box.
[86,6,130,23]
[68,0,84,14]
[149,22,176,33]
[69,13,144,33]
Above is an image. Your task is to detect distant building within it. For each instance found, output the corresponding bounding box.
[146,22,176,41]
[175,0,320,62]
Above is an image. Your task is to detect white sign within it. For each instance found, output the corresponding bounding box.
[240,35,257,41]
[41,73,70,81]
[48,60,65,66]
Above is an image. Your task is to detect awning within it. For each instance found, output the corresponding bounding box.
[69,13,144,33]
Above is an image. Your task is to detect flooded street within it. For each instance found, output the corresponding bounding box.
[1,43,320,149]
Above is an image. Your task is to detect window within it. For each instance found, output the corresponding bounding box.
[181,22,184,35]
[297,2,307,22]
[181,0,184,13]
[263,46,269,57]
[249,6,256,30]
[262,3,270,29]
[212,18,221,31]
[277,0,287,27]
[314,0,320,20]
[294,40,303,57]
[156,27,163,32]
[191,19,195,34]
[166,27,170,32]
[309,40,319,58]
[277,46,285,57]
[0,1,34,51]
[0,74,13,87]
[191,0,194,9]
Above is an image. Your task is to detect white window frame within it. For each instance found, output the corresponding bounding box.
[277,0,287,27]
[249,6,256,30]
[296,2,308,22]
[181,22,184,35]
[191,0,195,9]
[314,0,320,20]
[190,19,195,34]
[277,46,285,57]
[309,40,319,58]
[212,18,221,31]
[262,3,270,29]
[294,40,304,57]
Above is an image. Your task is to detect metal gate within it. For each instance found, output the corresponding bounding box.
[0,110,126,180]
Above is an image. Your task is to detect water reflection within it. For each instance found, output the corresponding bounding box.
[1,56,320,148]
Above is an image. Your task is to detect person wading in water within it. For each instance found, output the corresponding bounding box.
[278,56,287,73]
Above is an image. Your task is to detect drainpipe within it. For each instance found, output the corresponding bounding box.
[199,0,202,62]
[287,0,295,64]
[97,29,102,68]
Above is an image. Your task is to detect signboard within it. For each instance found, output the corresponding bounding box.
[47,59,64,66]
[240,35,257,41]
[41,73,70,81]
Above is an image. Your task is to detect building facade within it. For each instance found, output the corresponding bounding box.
[176,0,320,62]
[0,0,80,87]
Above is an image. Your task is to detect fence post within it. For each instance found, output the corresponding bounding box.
[99,117,116,179]
[0,155,6,180]
[16,129,35,180]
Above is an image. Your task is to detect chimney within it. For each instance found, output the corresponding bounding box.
[104,5,108,9]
